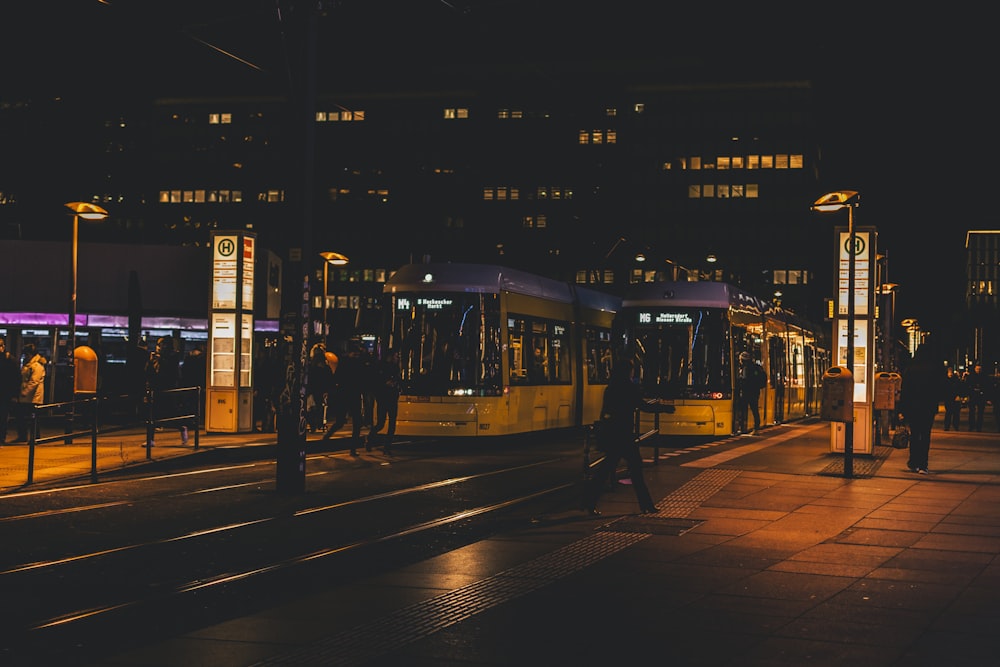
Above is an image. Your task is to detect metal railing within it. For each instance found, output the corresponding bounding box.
[21,387,202,485]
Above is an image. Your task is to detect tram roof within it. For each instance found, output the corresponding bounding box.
[621,280,826,339]
[386,262,578,303]
[621,280,772,312]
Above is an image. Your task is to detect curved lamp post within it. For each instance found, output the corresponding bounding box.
[812,190,860,478]
[319,251,349,346]
[64,202,108,400]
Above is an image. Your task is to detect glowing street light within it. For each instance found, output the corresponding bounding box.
[812,190,860,478]
[64,202,108,400]
[319,251,349,346]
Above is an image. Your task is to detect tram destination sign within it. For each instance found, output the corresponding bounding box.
[637,311,694,324]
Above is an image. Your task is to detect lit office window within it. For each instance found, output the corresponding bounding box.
[717,184,730,198]
[747,184,759,198]
[605,130,617,143]
[776,154,789,169]
[208,113,232,125]
[703,184,715,197]
[731,184,745,198]
[578,130,589,144]
[731,156,744,169]
[688,184,701,198]
[747,155,759,169]
[717,157,730,170]
[790,154,803,168]
[606,108,617,116]
[690,156,702,170]
[591,130,603,144]
[444,108,469,119]
[761,155,774,168]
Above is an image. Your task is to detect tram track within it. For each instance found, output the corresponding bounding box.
[0,449,581,657]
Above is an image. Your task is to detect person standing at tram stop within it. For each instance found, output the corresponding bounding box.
[942,366,965,431]
[306,343,334,433]
[0,336,22,444]
[964,362,988,432]
[583,360,657,516]
[897,342,947,475]
[321,341,365,456]
[144,337,185,445]
[14,343,46,443]
[736,351,766,435]
[367,348,401,455]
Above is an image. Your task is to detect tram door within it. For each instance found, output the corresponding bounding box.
[768,335,787,424]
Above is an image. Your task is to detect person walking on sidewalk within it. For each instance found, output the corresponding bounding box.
[898,342,946,474]
[15,343,46,442]
[583,360,656,516]
[0,337,20,444]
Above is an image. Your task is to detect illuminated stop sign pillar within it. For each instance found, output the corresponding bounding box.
[206,231,256,432]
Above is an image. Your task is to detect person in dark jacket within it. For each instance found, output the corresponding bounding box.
[583,360,656,516]
[366,348,401,455]
[963,362,988,432]
[942,366,965,431]
[0,337,20,444]
[897,343,946,474]
[321,342,365,456]
[736,351,766,434]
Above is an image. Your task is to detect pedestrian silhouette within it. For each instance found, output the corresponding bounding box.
[898,342,946,474]
[964,362,987,432]
[144,337,186,445]
[321,341,365,455]
[583,360,656,516]
[367,348,401,454]
[0,337,21,444]
[736,351,766,434]
[942,366,964,431]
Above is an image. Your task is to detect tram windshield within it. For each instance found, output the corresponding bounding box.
[387,292,502,396]
[626,308,733,400]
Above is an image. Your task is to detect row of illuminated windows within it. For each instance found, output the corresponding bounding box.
[158,184,763,204]
[208,110,368,125]
[688,184,760,198]
[159,188,395,204]
[674,154,804,170]
[483,187,574,201]
[578,130,617,144]
[316,110,365,122]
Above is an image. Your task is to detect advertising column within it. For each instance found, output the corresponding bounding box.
[831,226,877,455]
[206,231,255,432]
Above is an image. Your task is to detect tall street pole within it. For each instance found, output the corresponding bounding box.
[276,1,319,494]
[845,204,855,479]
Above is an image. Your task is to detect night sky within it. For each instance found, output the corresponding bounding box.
[3,1,993,338]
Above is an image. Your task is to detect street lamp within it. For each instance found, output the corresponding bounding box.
[64,202,108,400]
[812,190,860,478]
[319,251,349,346]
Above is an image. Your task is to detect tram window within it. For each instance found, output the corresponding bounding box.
[507,316,571,386]
[587,327,613,384]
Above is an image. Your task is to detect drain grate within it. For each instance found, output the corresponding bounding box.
[601,516,703,535]
[819,444,893,478]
